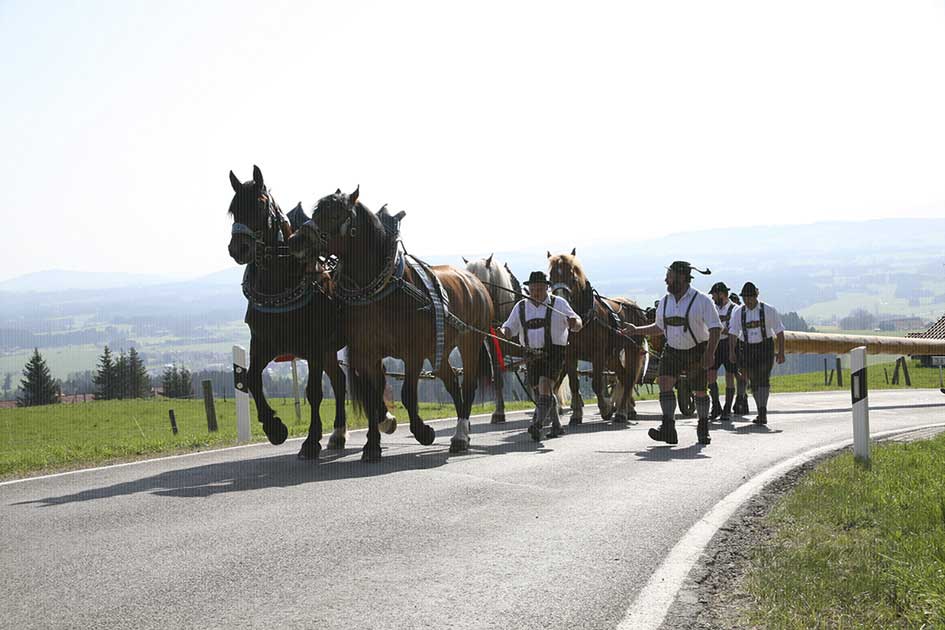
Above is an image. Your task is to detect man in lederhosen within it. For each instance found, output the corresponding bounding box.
[707,282,738,422]
[727,282,786,425]
[499,271,582,441]
[727,292,750,415]
[622,261,722,445]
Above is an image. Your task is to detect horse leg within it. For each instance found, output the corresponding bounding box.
[324,352,348,449]
[402,357,435,446]
[348,353,386,462]
[378,364,398,435]
[247,338,287,445]
[435,357,469,454]
[451,338,486,452]
[592,358,614,420]
[298,357,324,460]
[612,357,629,424]
[567,358,584,425]
[490,346,506,424]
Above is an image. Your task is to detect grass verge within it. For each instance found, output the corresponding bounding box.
[743,432,945,628]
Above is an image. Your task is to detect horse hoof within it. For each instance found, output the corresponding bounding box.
[327,434,346,450]
[449,438,469,454]
[414,424,436,446]
[379,414,397,435]
[297,440,321,460]
[569,418,583,426]
[263,419,288,445]
[361,445,383,462]
[490,413,506,424]
[600,406,615,421]
[628,409,638,421]
[613,413,628,424]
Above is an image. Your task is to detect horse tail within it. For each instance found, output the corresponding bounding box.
[347,367,384,425]
[477,339,494,398]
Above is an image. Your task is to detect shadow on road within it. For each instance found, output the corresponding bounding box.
[634,443,710,461]
[13,427,559,508]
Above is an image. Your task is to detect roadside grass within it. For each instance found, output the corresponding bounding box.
[1,359,939,479]
[743,432,945,628]
[0,397,535,479]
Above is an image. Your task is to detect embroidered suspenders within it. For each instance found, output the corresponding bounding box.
[741,303,768,343]
[518,296,557,349]
[662,293,699,346]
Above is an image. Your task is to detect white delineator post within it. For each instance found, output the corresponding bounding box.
[291,358,302,422]
[233,345,252,443]
[850,346,870,463]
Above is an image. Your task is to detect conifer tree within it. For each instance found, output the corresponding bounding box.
[127,347,150,398]
[93,346,117,400]
[16,348,59,407]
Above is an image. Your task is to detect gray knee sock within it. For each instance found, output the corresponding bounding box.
[695,396,710,421]
[708,382,720,407]
[757,386,770,409]
[659,391,676,422]
[724,387,735,410]
[550,399,561,429]
[752,385,761,409]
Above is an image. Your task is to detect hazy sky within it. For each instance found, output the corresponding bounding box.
[1,0,943,283]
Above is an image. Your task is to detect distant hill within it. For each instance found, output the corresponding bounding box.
[0,270,192,292]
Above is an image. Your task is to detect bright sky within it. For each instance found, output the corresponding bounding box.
[1,0,943,283]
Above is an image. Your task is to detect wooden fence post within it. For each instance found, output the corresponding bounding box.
[202,379,218,432]
[892,357,901,384]
[168,409,178,435]
[901,357,911,386]
[835,356,843,387]
[824,358,829,385]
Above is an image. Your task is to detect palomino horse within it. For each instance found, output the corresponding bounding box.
[287,188,494,461]
[227,166,356,459]
[462,254,522,423]
[547,250,648,423]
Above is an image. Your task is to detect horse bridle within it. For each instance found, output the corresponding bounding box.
[297,197,358,254]
[231,188,290,269]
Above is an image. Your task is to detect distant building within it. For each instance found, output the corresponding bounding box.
[878,317,927,331]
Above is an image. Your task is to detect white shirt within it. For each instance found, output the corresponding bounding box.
[655,287,722,350]
[716,300,735,339]
[502,295,579,348]
[728,303,786,344]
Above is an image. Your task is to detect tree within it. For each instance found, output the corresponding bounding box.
[162,364,193,399]
[840,308,875,331]
[114,351,129,399]
[16,348,59,407]
[782,312,812,332]
[93,346,118,400]
[127,347,150,398]
[2,372,12,399]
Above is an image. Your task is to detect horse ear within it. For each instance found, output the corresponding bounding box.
[462,257,469,264]
[571,248,576,256]
[547,251,552,259]
[252,165,264,188]
[348,186,360,207]
[486,254,493,267]
[229,171,241,193]
[335,188,342,195]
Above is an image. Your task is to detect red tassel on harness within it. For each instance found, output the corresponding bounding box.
[490,327,506,371]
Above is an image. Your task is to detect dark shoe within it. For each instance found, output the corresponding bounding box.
[697,419,711,445]
[755,408,768,425]
[527,423,542,441]
[648,422,678,445]
[720,410,731,423]
[734,395,749,415]
[709,403,722,420]
[546,426,565,439]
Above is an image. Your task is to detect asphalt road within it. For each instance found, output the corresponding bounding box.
[2,390,943,630]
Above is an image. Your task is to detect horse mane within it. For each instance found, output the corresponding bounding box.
[548,253,588,289]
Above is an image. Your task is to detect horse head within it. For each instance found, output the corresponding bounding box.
[227,165,288,266]
[288,186,360,260]
[547,248,586,303]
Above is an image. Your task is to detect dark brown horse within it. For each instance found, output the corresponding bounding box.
[547,250,648,423]
[287,188,494,461]
[227,166,354,460]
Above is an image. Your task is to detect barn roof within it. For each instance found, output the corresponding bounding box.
[907,313,945,339]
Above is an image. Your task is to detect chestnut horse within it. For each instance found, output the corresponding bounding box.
[287,188,494,461]
[547,250,648,423]
[227,165,354,460]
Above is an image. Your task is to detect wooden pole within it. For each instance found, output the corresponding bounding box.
[202,379,218,432]
[291,358,302,422]
[901,357,911,387]
[783,331,945,355]
[168,409,178,435]
[835,357,843,388]
[824,358,828,385]
[892,358,901,385]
